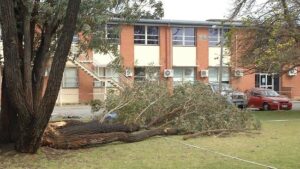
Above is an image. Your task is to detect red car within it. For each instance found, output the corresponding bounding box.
[246,88,292,110]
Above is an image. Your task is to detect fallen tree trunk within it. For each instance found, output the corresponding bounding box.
[59,121,140,135]
[42,121,178,149]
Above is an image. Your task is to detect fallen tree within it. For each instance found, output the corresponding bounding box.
[42,121,178,149]
[42,82,260,149]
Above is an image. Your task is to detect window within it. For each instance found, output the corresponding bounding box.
[94,67,119,87]
[173,67,195,85]
[72,35,79,44]
[208,28,229,46]
[208,67,229,83]
[134,67,159,81]
[134,26,159,45]
[106,24,120,43]
[63,68,78,88]
[172,27,195,46]
[93,24,120,44]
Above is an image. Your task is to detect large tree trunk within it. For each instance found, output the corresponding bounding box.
[0,0,81,153]
[14,0,82,153]
[0,74,18,143]
[42,121,178,149]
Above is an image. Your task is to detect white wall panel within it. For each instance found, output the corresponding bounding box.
[93,52,117,66]
[93,46,120,66]
[93,88,106,101]
[172,47,196,67]
[134,46,160,66]
[56,89,79,104]
[209,47,230,66]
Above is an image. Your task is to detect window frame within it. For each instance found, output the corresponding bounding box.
[134,25,159,45]
[134,67,160,81]
[173,67,196,85]
[94,67,119,88]
[208,28,229,47]
[172,27,196,46]
[208,67,230,84]
[62,68,78,88]
[106,24,120,44]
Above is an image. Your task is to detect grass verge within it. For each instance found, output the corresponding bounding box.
[0,110,299,169]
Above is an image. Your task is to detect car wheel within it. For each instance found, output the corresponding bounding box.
[262,103,269,111]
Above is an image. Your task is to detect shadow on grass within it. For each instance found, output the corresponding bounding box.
[0,143,17,156]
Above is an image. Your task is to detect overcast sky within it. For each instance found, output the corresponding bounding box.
[161,0,234,21]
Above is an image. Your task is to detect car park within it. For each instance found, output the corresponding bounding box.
[209,83,247,108]
[246,88,292,110]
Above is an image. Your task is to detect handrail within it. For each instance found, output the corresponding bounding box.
[68,55,124,90]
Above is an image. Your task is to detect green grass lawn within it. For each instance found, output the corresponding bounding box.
[1,110,300,169]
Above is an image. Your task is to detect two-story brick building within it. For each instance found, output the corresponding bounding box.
[1,19,299,104]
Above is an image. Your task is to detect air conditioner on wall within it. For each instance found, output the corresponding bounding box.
[288,68,297,76]
[234,69,244,77]
[200,70,209,78]
[164,69,174,78]
[125,69,133,77]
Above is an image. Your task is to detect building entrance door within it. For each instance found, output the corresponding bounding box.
[255,73,279,91]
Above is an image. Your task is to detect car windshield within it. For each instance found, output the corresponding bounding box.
[261,90,280,97]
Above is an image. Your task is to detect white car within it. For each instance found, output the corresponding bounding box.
[209,83,247,108]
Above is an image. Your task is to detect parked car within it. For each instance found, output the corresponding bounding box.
[246,88,292,110]
[208,83,247,108]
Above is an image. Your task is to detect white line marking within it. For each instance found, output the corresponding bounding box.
[265,119,300,122]
[159,136,278,169]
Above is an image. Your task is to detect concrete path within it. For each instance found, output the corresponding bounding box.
[51,105,95,120]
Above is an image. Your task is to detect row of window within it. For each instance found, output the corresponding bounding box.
[72,25,228,47]
[134,26,228,46]
[62,67,230,88]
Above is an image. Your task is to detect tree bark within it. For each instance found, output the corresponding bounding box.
[41,121,178,149]
[0,0,81,153]
[0,73,18,143]
[14,0,82,153]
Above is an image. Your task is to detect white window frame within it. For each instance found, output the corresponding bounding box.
[134,67,160,81]
[208,67,230,83]
[173,67,195,85]
[134,25,159,45]
[209,28,229,46]
[62,68,78,88]
[172,27,195,46]
[94,67,119,88]
[105,24,120,43]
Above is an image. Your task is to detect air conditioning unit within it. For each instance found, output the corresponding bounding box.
[234,69,244,77]
[125,69,133,77]
[164,69,174,78]
[200,70,209,78]
[288,68,297,76]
